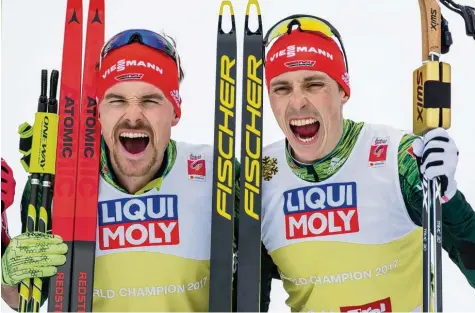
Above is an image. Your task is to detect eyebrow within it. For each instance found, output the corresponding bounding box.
[302,74,327,82]
[141,93,165,101]
[270,74,328,88]
[270,79,290,88]
[104,93,126,101]
[104,92,165,101]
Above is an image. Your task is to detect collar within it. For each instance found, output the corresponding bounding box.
[285,119,363,182]
[100,137,177,195]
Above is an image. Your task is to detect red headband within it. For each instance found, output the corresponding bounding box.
[265,31,350,98]
[97,43,182,120]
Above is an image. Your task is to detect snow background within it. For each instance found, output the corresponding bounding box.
[1,0,474,311]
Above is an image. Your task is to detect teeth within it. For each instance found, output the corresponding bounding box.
[290,118,317,126]
[119,132,149,139]
[296,134,316,143]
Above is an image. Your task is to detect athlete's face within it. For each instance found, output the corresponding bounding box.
[99,81,178,177]
[268,70,348,163]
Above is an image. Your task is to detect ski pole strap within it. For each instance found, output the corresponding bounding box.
[18,122,34,172]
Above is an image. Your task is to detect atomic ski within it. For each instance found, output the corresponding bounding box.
[69,0,104,311]
[46,0,83,312]
[209,1,238,312]
[236,0,264,311]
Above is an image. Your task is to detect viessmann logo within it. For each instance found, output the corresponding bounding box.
[283,182,359,239]
[98,194,179,250]
[102,59,164,79]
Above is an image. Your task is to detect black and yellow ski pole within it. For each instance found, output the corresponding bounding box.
[18,70,59,312]
[414,0,474,312]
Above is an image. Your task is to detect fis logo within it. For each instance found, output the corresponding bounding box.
[368,137,389,167]
[170,90,181,108]
[283,182,359,239]
[98,195,179,250]
[188,153,206,182]
[340,297,392,312]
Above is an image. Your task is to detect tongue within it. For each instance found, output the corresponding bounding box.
[293,123,319,138]
[122,138,148,154]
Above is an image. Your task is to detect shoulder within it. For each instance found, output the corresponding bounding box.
[263,138,286,156]
[174,140,214,162]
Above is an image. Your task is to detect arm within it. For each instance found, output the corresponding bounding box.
[398,132,475,288]
[232,159,278,312]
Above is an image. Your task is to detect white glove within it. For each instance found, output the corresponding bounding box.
[412,128,459,203]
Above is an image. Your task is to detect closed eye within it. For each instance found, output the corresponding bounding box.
[307,82,324,88]
[273,86,292,95]
[143,99,160,104]
[109,99,125,104]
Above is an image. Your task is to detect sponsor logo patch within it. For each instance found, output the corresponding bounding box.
[187,153,206,182]
[115,73,144,81]
[98,195,179,250]
[283,182,359,239]
[369,137,389,167]
[340,297,392,312]
[284,60,316,68]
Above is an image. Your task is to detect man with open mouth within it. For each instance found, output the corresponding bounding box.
[258,14,475,312]
[1,29,271,312]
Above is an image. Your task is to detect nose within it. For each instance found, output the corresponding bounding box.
[122,98,144,125]
[289,89,309,111]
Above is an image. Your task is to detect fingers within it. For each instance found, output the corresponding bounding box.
[16,232,64,244]
[14,242,68,256]
[412,138,424,158]
[12,266,59,282]
[422,127,449,143]
[8,255,66,269]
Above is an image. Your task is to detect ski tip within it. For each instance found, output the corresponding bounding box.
[219,0,235,16]
[246,0,261,16]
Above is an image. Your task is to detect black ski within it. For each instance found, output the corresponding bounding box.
[236,0,264,312]
[209,1,238,312]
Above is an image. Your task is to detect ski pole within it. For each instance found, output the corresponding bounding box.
[414,0,474,311]
[18,69,60,312]
[414,1,448,310]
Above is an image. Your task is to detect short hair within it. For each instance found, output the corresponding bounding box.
[157,31,185,84]
[96,30,185,84]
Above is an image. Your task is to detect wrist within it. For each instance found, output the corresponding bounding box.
[442,179,457,203]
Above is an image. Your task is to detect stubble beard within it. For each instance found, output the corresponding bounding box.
[113,146,157,177]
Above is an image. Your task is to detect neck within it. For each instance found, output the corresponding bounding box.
[114,152,165,194]
[292,119,345,165]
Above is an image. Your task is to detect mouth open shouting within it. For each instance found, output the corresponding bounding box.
[289,118,320,144]
[119,131,151,159]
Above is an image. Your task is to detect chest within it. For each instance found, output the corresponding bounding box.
[261,141,415,254]
[95,172,212,260]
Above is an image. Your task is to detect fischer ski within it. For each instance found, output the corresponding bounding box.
[209,1,238,312]
[47,0,83,311]
[236,0,264,312]
[69,0,104,311]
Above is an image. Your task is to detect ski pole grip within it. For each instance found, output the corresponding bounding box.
[29,112,59,174]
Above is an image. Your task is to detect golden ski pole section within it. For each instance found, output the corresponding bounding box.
[413,0,451,136]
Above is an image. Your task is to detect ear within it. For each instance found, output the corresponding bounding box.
[340,88,349,106]
[171,111,179,127]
